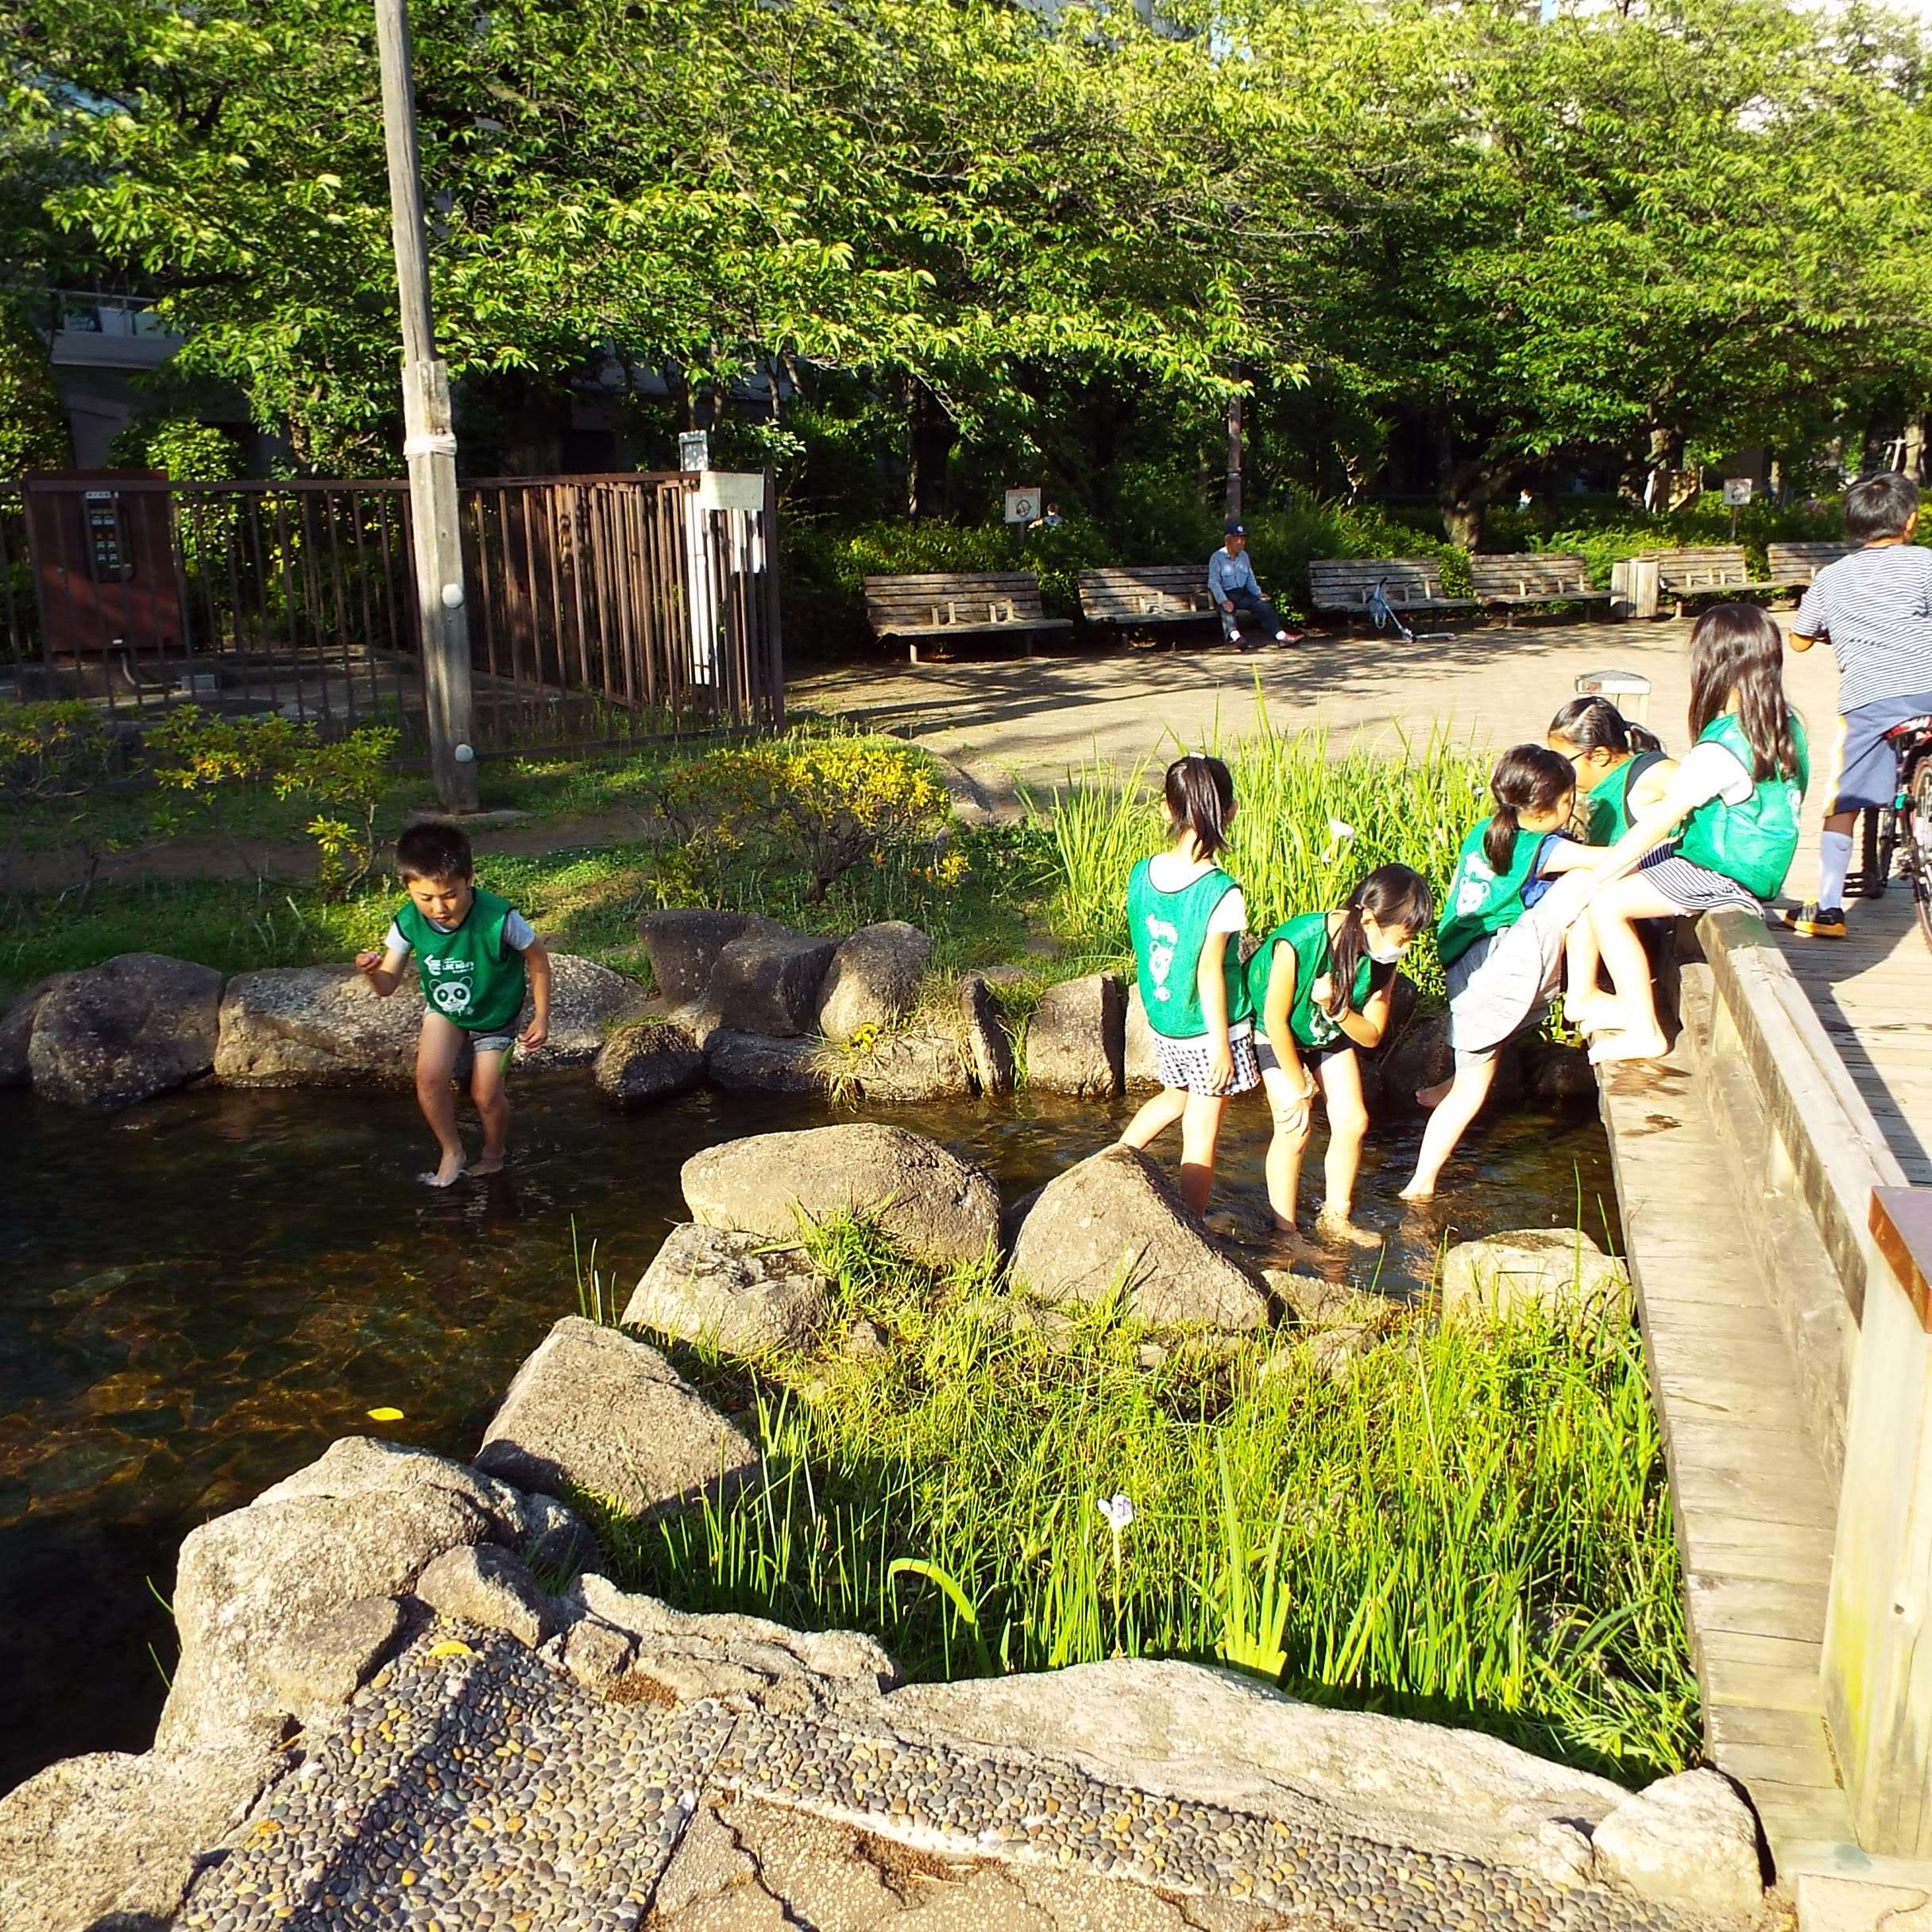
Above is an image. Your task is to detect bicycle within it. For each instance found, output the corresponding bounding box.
[1846,709,1932,949]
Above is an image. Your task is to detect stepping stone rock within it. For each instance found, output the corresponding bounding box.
[1123,983,1161,1091]
[816,920,931,1042]
[1439,1227,1632,1328]
[709,927,838,1037]
[682,1122,999,1266]
[846,1029,972,1102]
[1009,1146,1269,1331]
[625,1224,832,1355]
[1376,1012,1453,1112]
[0,972,69,1090]
[414,1543,557,1647]
[1525,1040,1597,1105]
[266,1593,412,1718]
[515,953,647,1068]
[28,952,223,1108]
[636,907,757,1004]
[706,1029,829,1094]
[594,1018,705,1107]
[960,972,1014,1095]
[1026,972,1125,1097]
[1590,1768,1764,1919]
[475,1316,759,1524]
[214,964,426,1086]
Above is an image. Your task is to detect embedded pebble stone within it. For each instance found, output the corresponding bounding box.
[176,1625,1714,1932]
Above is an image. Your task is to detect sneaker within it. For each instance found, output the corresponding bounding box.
[1776,902,1848,939]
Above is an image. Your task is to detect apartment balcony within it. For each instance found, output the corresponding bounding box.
[45,290,184,373]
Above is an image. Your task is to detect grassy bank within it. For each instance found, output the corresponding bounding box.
[586,1216,1697,1787]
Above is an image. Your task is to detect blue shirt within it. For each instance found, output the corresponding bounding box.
[1208,546,1259,603]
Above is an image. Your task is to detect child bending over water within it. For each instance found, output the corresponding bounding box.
[356,820,551,1186]
[1247,864,1432,1253]
[1119,755,1257,1215]
[1401,745,1598,1201]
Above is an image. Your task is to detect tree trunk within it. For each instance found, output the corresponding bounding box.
[1226,377,1244,523]
[906,380,955,520]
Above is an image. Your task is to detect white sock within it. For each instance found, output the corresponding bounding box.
[1817,830,1854,911]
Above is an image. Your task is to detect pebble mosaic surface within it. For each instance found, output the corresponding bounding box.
[181,1628,1709,1932]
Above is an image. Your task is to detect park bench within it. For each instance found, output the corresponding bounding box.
[1076,565,1221,636]
[1651,544,1791,616]
[862,571,1074,664]
[1766,540,1857,587]
[1468,552,1613,624]
[1306,556,1477,624]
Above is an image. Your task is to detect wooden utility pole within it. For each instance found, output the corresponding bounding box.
[375,0,478,813]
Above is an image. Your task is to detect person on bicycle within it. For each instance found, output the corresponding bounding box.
[1208,523,1304,651]
[1781,472,1932,938]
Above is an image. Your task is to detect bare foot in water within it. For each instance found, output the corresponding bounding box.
[1588,1028,1668,1065]
[1268,1220,1325,1265]
[420,1147,467,1188]
[1416,1080,1451,1111]
[470,1153,508,1178]
[1316,1206,1384,1248]
[1397,1177,1437,1203]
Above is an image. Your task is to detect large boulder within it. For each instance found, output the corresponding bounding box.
[1009,1146,1269,1331]
[705,1030,829,1094]
[28,952,222,1108]
[1590,1769,1764,1919]
[594,1018,705,1107]
[475,1316,759,1522]
[1026,972,1125,1097]
[959,973,1014,1096]
[214,964,424,1086]
[709,927,838,1037]
[624,1224,832,1355]
[1122,983,1161,1091]
[1439,1227,1633,1328]
[0,973,69,1090]
[0,1741,284,1932]
[847,1030,973,1103]
[636,908,759,1004]
[682,1123,999,1265]
[1377,1012,1453,1113]
[816,921,931,1042]
[516,952,646,1068]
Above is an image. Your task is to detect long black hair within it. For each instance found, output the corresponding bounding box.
[1324,864,1433,1018]
[1483,744,1576,874]
[1687,605,1799,782]
[1163,754,1236,859]
[1548,695,1664,757]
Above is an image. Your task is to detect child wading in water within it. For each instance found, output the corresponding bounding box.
[1401,745,1598,1201]
[1248,865,1432,1252]
[1577,605,1808,1063]
[1119,755,1258,1215]
[356,821,552,1185]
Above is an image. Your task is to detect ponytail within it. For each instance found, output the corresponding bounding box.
[1484,744,1575,873]
[1548,694,1666,759]
[1627,721,1665,754]
[1326,864,1433,1018]
[1163,754,1236,858]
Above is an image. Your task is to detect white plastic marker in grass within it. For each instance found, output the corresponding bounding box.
[1097,1493,1134,1658]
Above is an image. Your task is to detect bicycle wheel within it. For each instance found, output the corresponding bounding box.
[1911,759,1932,949]
[1857,803,1888,898]
[1876,797,1900,892]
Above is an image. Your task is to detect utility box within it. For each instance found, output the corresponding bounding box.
[22,470,185,661]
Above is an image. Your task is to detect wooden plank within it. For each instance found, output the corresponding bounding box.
[1680,1513,1836,1585]
[1746,1782,1858,1848]
[1698,1629,1829,1711]
[1685,1573,1830,1644]
[1673,1462,1839,1528]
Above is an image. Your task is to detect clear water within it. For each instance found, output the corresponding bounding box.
[0,1076,1616,1795]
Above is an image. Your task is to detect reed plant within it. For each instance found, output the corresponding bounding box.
[590,1215,1696,1784]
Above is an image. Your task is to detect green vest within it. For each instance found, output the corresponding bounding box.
[1126,857,1253,1039]
[1437,821,1545,968]
[1584,751,1666,846]
[396,888,527,1034]
[1677,710,1809,900]
[1247,912,1376,1049]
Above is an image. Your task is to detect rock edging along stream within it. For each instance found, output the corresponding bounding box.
[0,904,1589,1113]
[0,1242,1757,1932]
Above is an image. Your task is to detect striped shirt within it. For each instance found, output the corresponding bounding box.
[1794,543,1932,713]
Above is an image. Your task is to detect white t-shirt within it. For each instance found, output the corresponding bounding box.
[385,907,537,956]
[1144,851,1250,1038]
[1672,740,1753,813]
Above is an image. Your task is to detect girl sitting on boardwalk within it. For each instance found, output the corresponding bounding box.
[1401,745,1600,1201]
[1119,755,1258,1215]
[1247,865,1433,1252]
[1575,605,1809,1064]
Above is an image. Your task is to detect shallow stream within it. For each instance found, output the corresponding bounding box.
[0,1077,1616,1795]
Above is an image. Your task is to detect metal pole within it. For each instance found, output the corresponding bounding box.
[375,0,478,812]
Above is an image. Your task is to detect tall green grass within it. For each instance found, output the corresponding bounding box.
[593,1215,1697,1784]
[1035,702,1491,1002]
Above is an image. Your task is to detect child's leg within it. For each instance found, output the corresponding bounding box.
[469,1047,512,1175]
[1563,914,1613,1030]
[414,1013,468,1187]
[1400,1050,1498,1200]
[1177,1090,1230,1216]
[1258,1065,1315,1231]
[1586,876,1682,1062]
[1119,1086,1188,1151]
[1314,1052,1377,1240]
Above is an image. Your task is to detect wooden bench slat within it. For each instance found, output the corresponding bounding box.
[1767,542,1856,586]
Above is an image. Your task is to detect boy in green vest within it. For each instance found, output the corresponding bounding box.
[355,820,551,1186]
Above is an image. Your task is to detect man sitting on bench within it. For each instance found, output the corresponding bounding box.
[1208,522,1302,651]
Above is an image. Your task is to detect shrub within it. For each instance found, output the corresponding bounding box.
[0,701,119,905]
[106,416,243,481]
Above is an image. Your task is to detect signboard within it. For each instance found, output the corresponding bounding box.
[1722,477,1754,506]
[1004,487,1040,526]
[678,430,711,473]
